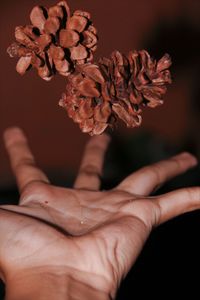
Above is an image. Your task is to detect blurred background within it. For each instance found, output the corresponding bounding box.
[0,0,200,298]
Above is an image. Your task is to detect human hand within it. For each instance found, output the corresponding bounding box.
[0,127,199,300]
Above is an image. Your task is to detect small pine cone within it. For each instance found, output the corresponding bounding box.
[7,1,98,81]
[59,50,172,135]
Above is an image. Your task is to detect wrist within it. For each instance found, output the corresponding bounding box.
[5,266,115,300]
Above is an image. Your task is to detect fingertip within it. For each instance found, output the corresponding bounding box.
[89,132,111,149]
[178,152,198,167]
[100,132,111,145]
[3,127,27,147]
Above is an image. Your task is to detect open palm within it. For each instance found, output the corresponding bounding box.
[0,127,199,299]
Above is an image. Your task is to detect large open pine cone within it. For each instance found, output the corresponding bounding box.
[59,50,172,135]
[7,1,98,81]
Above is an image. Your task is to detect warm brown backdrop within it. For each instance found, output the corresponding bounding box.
[0,0,200,188]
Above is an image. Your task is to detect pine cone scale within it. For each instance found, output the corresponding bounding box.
[44,17,60,35]
[48,5,64,18]
[79,64,105,84]
[156,54,172,72]
[16,56,32,75]
[93,123,108,135]
[78,98,94,119]
[59,29,79,48]
[82,31,98,49]
[112,103,141,127]
[78,78,100,97]
[30,6,47,32]
[94,101,111,123]
[15,27,36,50]
[70,45,88,60]
[57,1,70,18]
[36,34,52,51]
[67,15,88,32]
[49,45,65,60]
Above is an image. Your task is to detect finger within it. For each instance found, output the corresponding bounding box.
[74,133,110,191]
[154,187,200,225]
[4,127,49,193]
[116,152,197,195]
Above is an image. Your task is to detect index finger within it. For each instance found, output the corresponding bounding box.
[115,152,197,195]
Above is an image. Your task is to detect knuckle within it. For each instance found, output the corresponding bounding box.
[185,187,200,202]
[143,164,162,183]
[122,199,160,231]
[20,182,49,205]
[15,158,34,172]
[80,164,100,177]
[169,156,182,168]
[150,200,162,227]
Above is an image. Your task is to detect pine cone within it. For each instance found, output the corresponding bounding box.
[7,1,98,81]
[59,50,172,135]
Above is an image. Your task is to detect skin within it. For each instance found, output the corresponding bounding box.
[0,127,200,300]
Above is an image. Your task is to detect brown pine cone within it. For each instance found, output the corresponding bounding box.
[59,50,172,135]
[7,1,98,81]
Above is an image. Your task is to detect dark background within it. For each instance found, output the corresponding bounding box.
[0,0,200,298]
